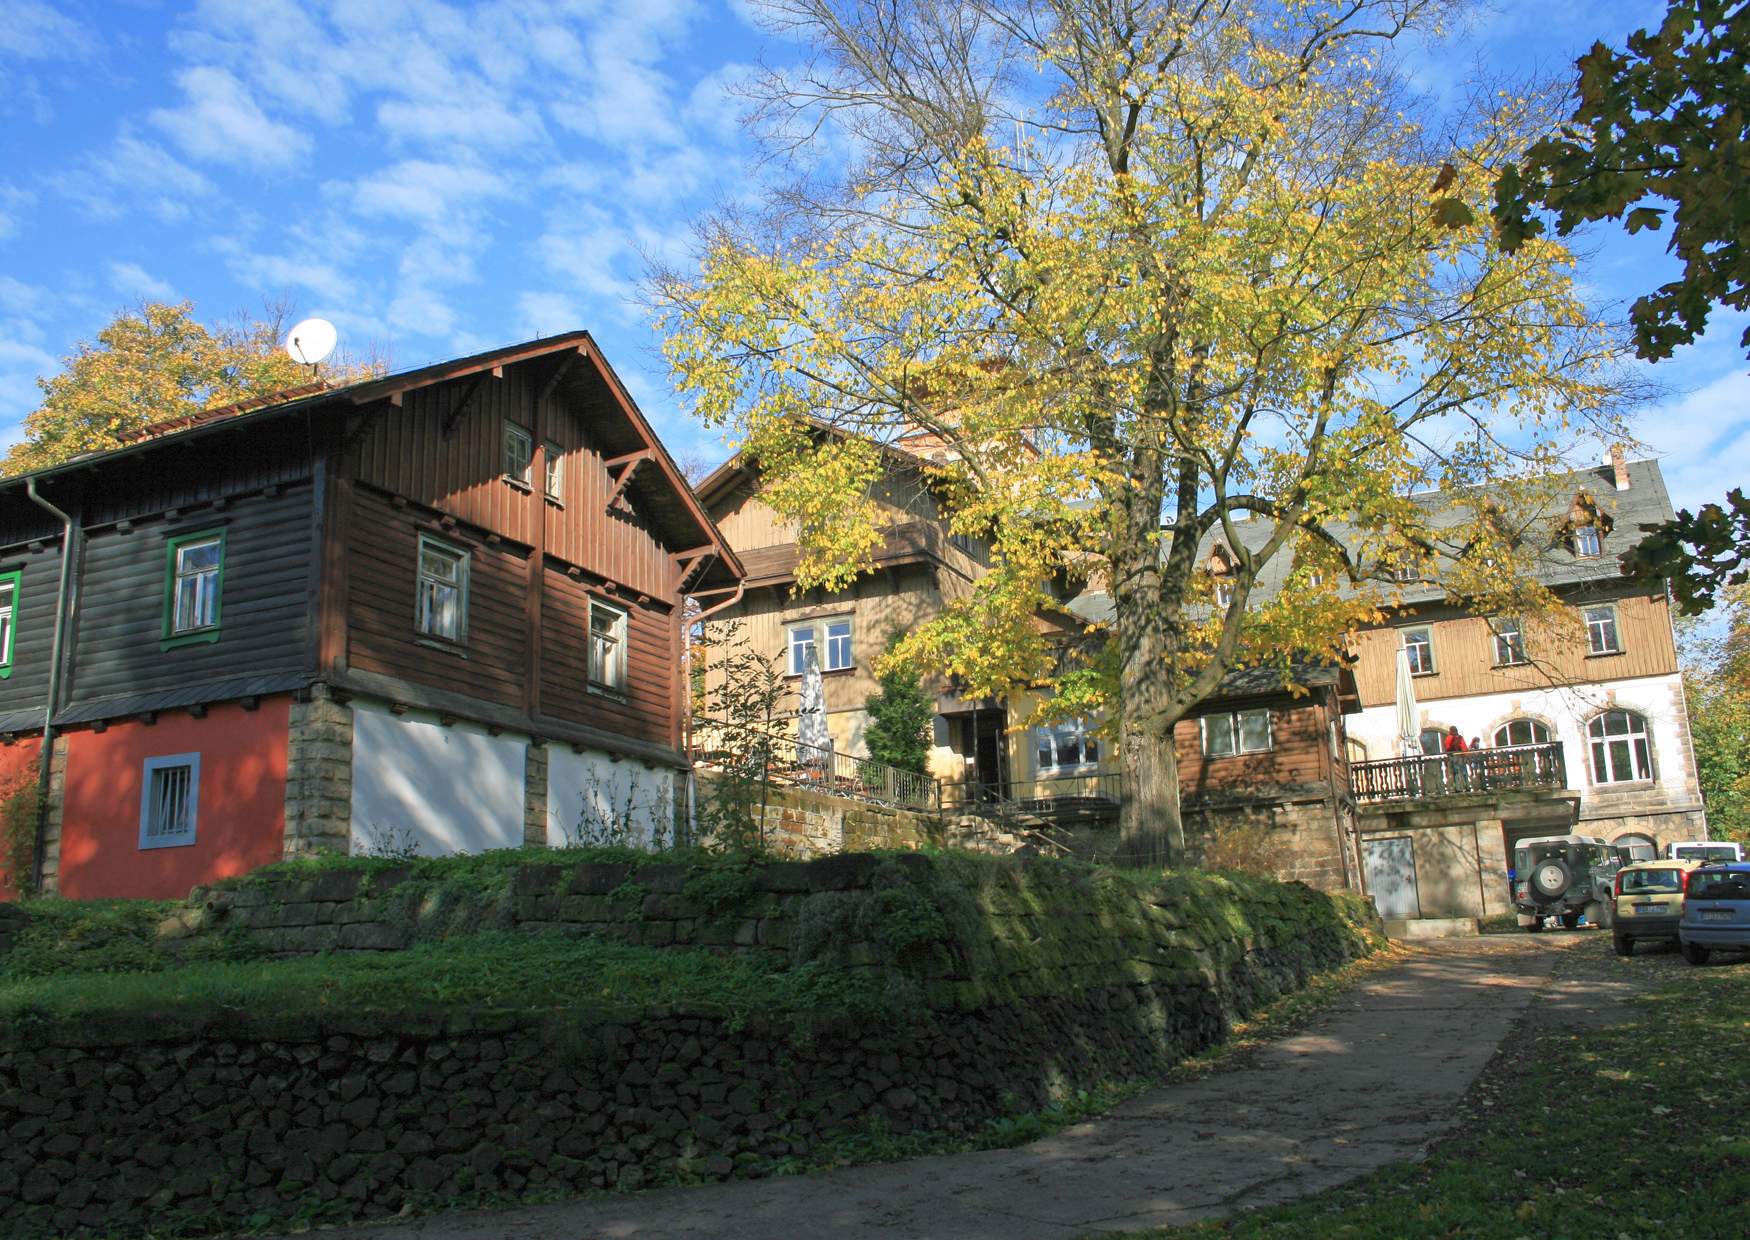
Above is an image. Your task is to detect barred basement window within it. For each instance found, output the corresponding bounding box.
[139,754,200,850]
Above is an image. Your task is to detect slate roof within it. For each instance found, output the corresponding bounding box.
[1070,457,1674,623]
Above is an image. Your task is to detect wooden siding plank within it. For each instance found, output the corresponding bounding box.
[1351,592,1678,709]
[64,485,316,706]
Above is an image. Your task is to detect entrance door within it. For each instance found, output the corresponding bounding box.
[971,709,1009,801]
[1363,836,1421,920]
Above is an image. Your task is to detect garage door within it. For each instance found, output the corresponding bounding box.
[1363,836,1421,920]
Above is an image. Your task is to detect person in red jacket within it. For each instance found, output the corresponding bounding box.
[1443,726,1469,790]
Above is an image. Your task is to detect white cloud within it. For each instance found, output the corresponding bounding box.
[516,291,585,339]
[221,251,354,304]
[57,133,215,222]
[351,159,510,227]
[376,95,547,150]
[0,1,90,59]
[0,184,34,240]
[107,262,177,301]
[151,67,312,169]
[1635,367,1750,514]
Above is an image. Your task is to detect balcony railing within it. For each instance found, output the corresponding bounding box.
[939,770,1126,825]
[691,719,938,812]
[1352,741,1567,804]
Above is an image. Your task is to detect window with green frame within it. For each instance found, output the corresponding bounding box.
[0,568,19,678]
[162,529,225,649]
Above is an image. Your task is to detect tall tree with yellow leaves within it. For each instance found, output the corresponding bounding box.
[658,0,1640,864]
[4,301,348,477]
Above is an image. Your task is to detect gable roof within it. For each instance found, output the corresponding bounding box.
[2,331,743,587]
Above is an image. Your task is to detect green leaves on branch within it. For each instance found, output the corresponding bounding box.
[1493,1,1750,361]
[1624,489,1750,614]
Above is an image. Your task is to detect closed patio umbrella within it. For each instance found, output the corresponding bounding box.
[1394,647,1420,756]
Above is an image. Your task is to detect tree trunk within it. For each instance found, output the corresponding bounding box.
[1118,714,1182,867]
[1110,468,1187,866]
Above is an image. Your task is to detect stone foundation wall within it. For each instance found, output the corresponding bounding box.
[696,774,942,856]
[1183,797,1353,891]
[0,858,1379,1238]
[283,687,353,858]
[167,854,943,959]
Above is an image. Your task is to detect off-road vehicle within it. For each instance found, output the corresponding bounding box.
[1513,834,1621,931]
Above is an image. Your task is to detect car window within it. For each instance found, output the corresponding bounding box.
[1691,872,1750,901]
[1620,869,1683,894]
[1682,846,1740,865]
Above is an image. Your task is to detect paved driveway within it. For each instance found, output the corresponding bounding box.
[326,935,1611,1240]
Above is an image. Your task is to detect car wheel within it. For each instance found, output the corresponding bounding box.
[1613,934,1633,957]
[1682,941,1710,966]
[1560,912,1581,929]
[1586,900,1614,930]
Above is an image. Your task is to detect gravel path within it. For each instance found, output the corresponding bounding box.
[320,933,1621,1240]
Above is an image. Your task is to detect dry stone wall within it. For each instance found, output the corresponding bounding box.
[1,856,1381,1238]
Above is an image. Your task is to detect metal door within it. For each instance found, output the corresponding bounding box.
[1364,836,1421,920]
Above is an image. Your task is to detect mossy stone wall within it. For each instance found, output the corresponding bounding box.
[1,856,1381,1238]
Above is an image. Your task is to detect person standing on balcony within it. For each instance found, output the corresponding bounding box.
[1443,726,1469,791]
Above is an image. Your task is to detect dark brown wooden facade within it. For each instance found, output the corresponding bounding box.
[0,333,740,764]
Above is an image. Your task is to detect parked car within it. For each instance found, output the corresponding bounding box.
[1666,841,1744,864]
[1514,834,1622,931]
[1617,840,1658,864]
[1679,864,1750,965]
[1611,859,1700,956]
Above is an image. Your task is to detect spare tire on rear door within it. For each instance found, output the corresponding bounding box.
[1530,858,1571,901]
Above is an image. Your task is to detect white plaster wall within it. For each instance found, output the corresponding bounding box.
[1344,671,1699,826]
[547,747,675,849]
[350,701,527,857]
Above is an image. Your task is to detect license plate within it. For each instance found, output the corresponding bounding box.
[1702,909,1736,922]
[1634,903,1663,915]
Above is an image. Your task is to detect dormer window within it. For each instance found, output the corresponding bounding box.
[1574,525,1602,557]
[1214,580,1234,608]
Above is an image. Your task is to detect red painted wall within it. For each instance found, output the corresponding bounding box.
[0,737,42,900]
[58,698,291,901]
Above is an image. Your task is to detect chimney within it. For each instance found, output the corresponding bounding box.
[1609,444,1630,491]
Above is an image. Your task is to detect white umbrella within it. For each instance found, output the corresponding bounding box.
[1395,647,1420,757]
[798,644,832,780]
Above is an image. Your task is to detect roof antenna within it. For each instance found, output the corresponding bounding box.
[285,318,338,376]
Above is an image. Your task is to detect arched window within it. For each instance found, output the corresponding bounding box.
[1419,726,1447,756]
[1493,718,1551,748]
[1588,710,1652,783]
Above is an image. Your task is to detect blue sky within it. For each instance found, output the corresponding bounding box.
[0,0,1743,509]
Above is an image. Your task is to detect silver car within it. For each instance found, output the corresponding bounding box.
[1678,864,1750,965]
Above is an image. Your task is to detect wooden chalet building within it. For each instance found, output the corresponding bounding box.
[0,333,740,900]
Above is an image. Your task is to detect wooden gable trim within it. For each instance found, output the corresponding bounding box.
[440,374,489,438]
[573,338,744,581]
[604,452,651,512]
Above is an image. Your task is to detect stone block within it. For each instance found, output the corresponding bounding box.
[568,864,632,896]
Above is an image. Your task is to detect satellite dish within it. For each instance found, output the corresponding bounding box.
[285,318,338,366]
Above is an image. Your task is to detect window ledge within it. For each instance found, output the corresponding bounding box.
[1493,659,1530,669]
[1410,669,1437,678]
[503,477,533,493]
[1585,649,1624,659]
[544,495,564,509]
[414,637,469,659]
[586,683,630,703]
[139,836,197,851]
[1590,778,1656,791]
[161,628,221,652]
[786,666,856,679]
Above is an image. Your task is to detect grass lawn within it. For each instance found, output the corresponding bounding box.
[1139,939,1750,1239]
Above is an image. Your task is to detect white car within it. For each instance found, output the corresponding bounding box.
[1667,841,1745,865]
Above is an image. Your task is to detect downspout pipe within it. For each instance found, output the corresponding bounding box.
[24,477,75,895]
